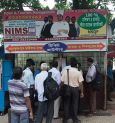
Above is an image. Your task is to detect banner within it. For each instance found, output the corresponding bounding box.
[4,39,107,53]
[3,10,107,40]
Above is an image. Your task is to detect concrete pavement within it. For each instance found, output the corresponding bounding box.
[1,99,115,123]
[1,113,115,123]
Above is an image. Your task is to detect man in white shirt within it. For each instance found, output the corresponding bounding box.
[86,57,97,115]
[61,57,84,123]
[34,63,54,123]
[23,58,35,112]
[49,60,61,119]
[50,13,69,37]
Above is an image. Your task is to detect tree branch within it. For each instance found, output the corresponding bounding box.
[72,0,80,9]
[15,0,24,10]
[96,0,101,9]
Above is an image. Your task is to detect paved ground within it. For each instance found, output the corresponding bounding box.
[1,113,115,123]
[1,99,115,123]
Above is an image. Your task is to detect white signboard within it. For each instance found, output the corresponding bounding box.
[4,20,44,39]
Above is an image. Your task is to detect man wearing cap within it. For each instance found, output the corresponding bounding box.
[23,58,35,112]
[50,11,69,37]
[86,57,97,115]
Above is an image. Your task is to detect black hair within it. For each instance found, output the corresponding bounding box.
[77,62,81,71]
[52,60,58,68]
[71,16,76,19]
[70,57,77,67]
[65,16,70,19]
[26,58,35,67]
[44,17,48,22]
[77,62,81,67]
[48,15,53,19]
[12,67,23,80]
[87,57,94,63]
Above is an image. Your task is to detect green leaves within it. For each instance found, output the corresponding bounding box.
[0,0,44,10]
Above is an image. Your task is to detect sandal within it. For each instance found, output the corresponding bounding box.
[0,113,3,116]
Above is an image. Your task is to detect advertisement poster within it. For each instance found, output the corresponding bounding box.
[3,10,107,40]
[3,10,107,53]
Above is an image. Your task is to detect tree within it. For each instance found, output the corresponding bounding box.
[0,0,28,10]
[0,0,49,10]
[54,1,72,9]
[54,0,115,10]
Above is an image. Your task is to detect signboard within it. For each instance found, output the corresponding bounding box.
[3,10,107,53]
[3,10,107,40]
[43,42,67,52]
[4,39,107,53]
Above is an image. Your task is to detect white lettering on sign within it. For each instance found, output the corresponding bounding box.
[48,43,60,48]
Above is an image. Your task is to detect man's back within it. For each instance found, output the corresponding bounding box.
[49,67,61,85]
[61,67,84,87]
[23,67,34,88]
[8,79,29,113]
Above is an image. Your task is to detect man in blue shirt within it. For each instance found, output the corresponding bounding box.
[107,60,114,101]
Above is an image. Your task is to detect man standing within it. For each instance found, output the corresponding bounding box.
[23,59,35,112]
[40,15,53,38]
[49,60,61,119]
[61,57,84,123]
[34,63,54,123]
[40,17,49,38]
[69,16,80,37]
[86,57,97,115]
[107,60,114,101]
[8,67,33,123]
[50,10,69,37]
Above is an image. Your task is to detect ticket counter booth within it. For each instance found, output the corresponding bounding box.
[14,51,106,112]
[2,9,108,113]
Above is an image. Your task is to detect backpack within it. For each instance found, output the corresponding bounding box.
[89,66,102,90]
[44,72,60,100]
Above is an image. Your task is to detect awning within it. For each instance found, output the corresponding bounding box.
[108,44,115,51]
[107,51,115,58]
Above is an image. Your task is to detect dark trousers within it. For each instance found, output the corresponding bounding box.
[87,86,96,113]
[34,100,54,123]
[29,88,35,112]
[63,87,79,122]
[107,77,113,100]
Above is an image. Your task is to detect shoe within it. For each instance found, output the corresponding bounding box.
[108,98,113,101]
[73,119,81,123]
[62,119,67,123]
[53,117,59,119]
[86,113,93,117]
[0,113,3,116]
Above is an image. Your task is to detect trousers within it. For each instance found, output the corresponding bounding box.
[87,85,96,113]
[11,111,29,123]
[53,96,61,118]
[34,100,54,123]
[63,87,79,122]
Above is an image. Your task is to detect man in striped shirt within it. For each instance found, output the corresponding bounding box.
[8,67,33,123]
